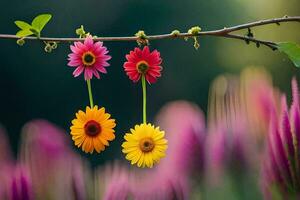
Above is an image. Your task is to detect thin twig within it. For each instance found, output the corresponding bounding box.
[0,16,299,49]
[223,34,278,50]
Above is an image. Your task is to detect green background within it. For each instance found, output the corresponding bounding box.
[0,0,299,165]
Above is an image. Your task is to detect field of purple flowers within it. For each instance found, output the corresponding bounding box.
[1,67,299,199]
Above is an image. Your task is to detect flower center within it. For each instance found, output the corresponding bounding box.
[139,137,155,153]
[136,61,149,74]
[84,120,101,136]
[82,52,96,66]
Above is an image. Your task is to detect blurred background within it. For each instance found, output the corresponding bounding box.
[1,1,300,199]
[0,0,299,177]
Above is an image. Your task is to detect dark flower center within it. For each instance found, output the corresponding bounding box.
[139,137,155,153]
[84,120,101,136]
[82,52,96,66]
[136,61,149,74]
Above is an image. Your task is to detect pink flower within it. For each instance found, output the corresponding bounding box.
[21,120,83,199]
[156,101,206,176]
[205,119,256,186]
[100,162,189,200]
[124,46,162,84]
[9,166,33,200]
[67,36,111,80]
[262,79,300,199]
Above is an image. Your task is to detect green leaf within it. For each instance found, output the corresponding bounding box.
[29,28,40,37]
[14,20,32,30]
[31,14,52,31]
[16,29,33,37]
[277,42,300,67]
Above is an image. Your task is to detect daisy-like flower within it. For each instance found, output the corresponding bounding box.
[70,106,116,153]
[67,36,111,80]
[123,46,162,84]
[122,123,168,168]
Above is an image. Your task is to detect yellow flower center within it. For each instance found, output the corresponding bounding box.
[139,137,155,153]
[84,120,101,136]
[136,60,149,74]
[82,52,96,66]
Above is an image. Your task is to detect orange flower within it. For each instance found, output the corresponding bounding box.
[70,106,116,153]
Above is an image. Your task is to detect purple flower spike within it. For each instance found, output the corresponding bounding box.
[100,162,189,200]
[290,78,300,167]
[280,96,295,169]
[9,167,32,200]
[262,79,300,199]
[20,120,85,200]
[155,101,206,176]
[206,119,256,185]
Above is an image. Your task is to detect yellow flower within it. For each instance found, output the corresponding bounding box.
[70,106,116,153]
[122,123,168,168]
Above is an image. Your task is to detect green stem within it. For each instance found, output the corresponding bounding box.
[87,79,94,108]
[142,75,147,124]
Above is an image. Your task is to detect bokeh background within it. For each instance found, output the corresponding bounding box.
[0,0,299,167]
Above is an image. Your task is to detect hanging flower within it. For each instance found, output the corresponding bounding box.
[70,106,116,153]
[67,36,111,80]
[122,123,167,168]
[123,46,162,84]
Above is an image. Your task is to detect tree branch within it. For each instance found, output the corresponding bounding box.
[0,16,299,50]
[223,34,278,50]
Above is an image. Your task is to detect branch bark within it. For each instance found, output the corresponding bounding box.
[0,16,299,50]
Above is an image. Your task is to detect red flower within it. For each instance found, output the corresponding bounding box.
[124,46,162,84]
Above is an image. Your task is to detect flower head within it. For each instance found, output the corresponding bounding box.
[99,161,189,200]
[262,79,300,199]
[67,36,111,80]
[205,120,256,185]
[206,74,259,187]
[240,68,281,139]
[123,46,162,84]
[101,163,130,200]
[21,120,79,199]
[9,167,32,200]
[156,101,206,176]
[122,123,167,168]
[70,106,116,153]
